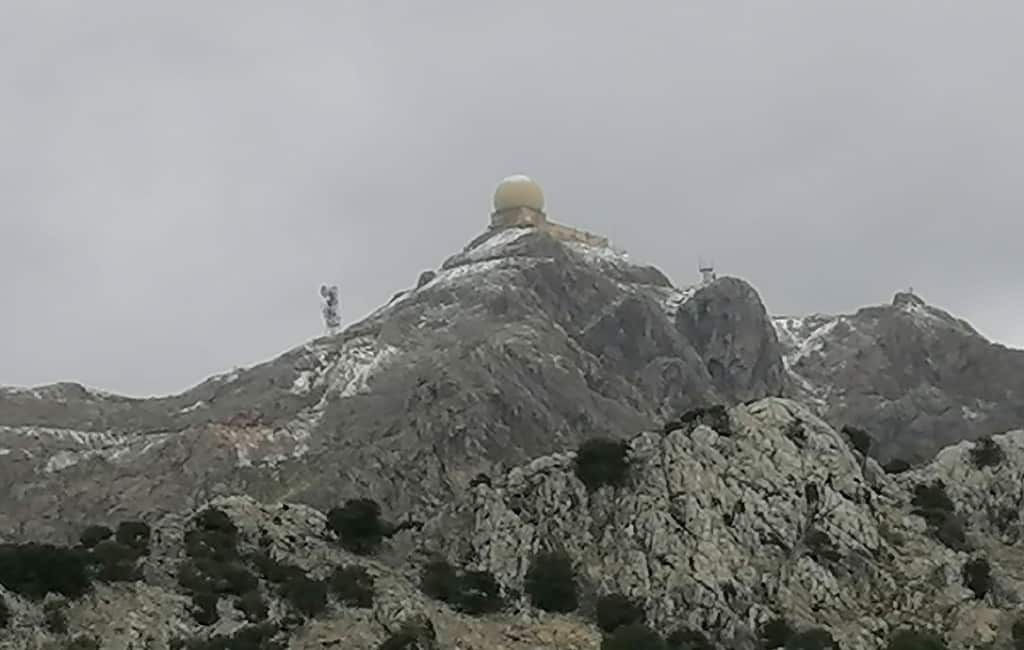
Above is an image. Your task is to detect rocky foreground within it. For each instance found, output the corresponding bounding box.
[3,399,1023,649]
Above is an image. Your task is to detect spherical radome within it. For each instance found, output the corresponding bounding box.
[493,175,544,212]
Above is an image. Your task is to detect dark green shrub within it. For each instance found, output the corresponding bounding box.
[524,551,578,613]
[962,558,992,599]
[115,521,151,554]
[759,617,794,649]
[970,436,1005,469]
[602,623,667,650]
[326,499,387,555]
[885,629,948,650]
[883,459,912,474]
[785,628,837,650]
[935,513,970,552]
[79,526,113,549]
[842,426,872,456]
[65,636,101,650]
[190,591,219,626]
[666,627,713,650]
[0,593,9,629]
[329,566,375,608]
[575,439,630,491]
[44,600,69,634]
[92,540,143,583]
[911,482,955,528]
[196,508,237,536]
[0,543,92,600]
[182,623,284,650]
[249,552,303,585]
[184,529,238,562]
[283,575,328,618]
[236,591,269,623]
[1012,618,1024,650]
[454,570,503,615]
[420,559,459,603]
[595,593,646,633]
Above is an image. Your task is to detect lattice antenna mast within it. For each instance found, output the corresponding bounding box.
[320,284,341,336]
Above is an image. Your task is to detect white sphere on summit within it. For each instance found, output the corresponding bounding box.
[493,175,545,213]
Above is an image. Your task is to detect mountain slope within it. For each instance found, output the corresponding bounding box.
[0,227,785,542]
[3,399,1023,650]
[774,291,1024,463]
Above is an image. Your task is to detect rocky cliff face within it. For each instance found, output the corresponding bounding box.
[774,291,1024,463]
[3,400,1023,650]
[0,227,786,542]
[421,398,1024,650]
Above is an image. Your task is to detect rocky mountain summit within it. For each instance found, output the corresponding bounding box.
[2,209,1023,648]
[2,399,1023,650]
[1,227,787,542]
[774,291,1024,463]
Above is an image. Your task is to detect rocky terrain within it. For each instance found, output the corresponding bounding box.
[2,398,1023,650]
[2,223,1023,648]
[774,292,1024,463]
[0,227,788,542]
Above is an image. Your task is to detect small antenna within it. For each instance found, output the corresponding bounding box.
[698,258,716,284]
[320,284,341,336]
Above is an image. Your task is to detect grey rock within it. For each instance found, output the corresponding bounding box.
[774,291,1024,463]
[0,228,784,542]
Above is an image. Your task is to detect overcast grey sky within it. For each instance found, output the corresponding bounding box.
[2,1,1022,396]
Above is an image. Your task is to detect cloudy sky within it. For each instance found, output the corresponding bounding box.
[2,1,1022,396]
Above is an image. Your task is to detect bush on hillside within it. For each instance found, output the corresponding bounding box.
[1012,618,1024,650]
[44,600,69,634]
[785,628,837,650]
[524,551,578,613]
[115,521,151,554]
[602,623,667,650]
[0,544,92,600]
[595,593,646,633]
[329,565,375,608]
[92,540,143,583]
[327,499,387,555]
[962,558,992,599]
[190,591,220,626]
[759,617,794,650]
[236,591,269,623]
[842,426,872,456]
[885,629,948,650]
[575,438,630,491]
[418,560,502,615]
[970,436,1005,469]
[882,459,912,475]
[666,627,714,650]
[248,552,303,585]
[78,525,113,549]
[420,559,459,603]
[453,570,503,615]
[183,507,239,563]
[283,575,327,618]
[0,593,10,629]
[180,623,284,650]
[911,482,955,527]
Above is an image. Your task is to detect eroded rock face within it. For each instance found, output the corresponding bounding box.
[773,293,1024,463]
[421,399,1024,650]
[3,401,1023,649]
[0,229,785,543]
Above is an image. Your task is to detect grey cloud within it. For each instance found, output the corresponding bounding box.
[1,1,1022,395]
